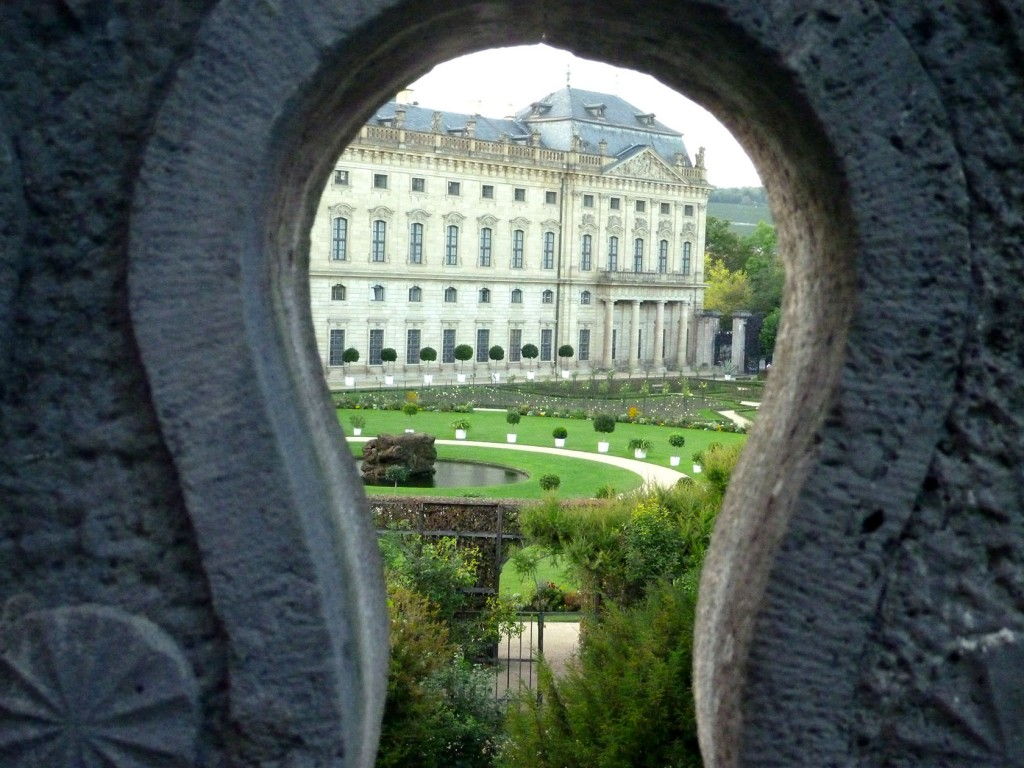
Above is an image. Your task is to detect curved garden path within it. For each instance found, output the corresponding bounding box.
[347,436,687,488]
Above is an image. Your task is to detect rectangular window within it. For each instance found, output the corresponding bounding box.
[608,236,618,271]
[333,169,348,185]
[658,240,668,273]
[581,234,592,271]
[329,329,345,366]
[583,194,594,208]
[578,329,591,362]
[373,173,388,189]
[509,329,522,362]
[331,217,348,261]
[411,177,425,192]
[406,329,421,364]
[609,197,620,210]
[545,191,557,204]
[442,329,456,363]
[445,225,459,265]
[476,329,489,362]
[371,220,386,262]
[543,232,555,269]
[684,204,694,216]
[660,202,671,215]
[634,238,644,272]
[479,228,492,266]
[514,188,526,202]
[409,222,423,263]
[481,184,494,199]
[447,181,461,196]
[540,329,553,361]
[682,241,692,275]
[368,329,384,365]
[512,230,524,268]
[635,200,646,213]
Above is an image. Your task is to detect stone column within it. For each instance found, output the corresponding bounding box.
[696,310,721,368]
[628,299,640,370]
[653,300,665,370]
[676,302,690,370]
[602,299,614,367]
[731,311,751,374]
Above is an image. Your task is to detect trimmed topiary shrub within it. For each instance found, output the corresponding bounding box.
[539,474,561,491]
[552,426,568,439]
[593,413,616,433]
[669,433,687,447]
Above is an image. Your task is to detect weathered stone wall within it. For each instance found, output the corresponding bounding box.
[0,2,1021,767]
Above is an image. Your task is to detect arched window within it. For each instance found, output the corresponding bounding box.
[409,222,423,263]
[331,217,347,261]
[634,238,644,272]
[408,285,422,302]
[682,241,692,275]
[542,231,555,269]
[479,227,492,266]
[542,289,554,304]
[511,288,523,304]
[658,239,669,273]
[581,290,591,305]
[580,233,592,271]
[479,287,491,303]
[371,220,386,262]
[444,286,457,303]
[511,229,525,268]
[372,284,384,301]
[331,283,346,301]
[445,225,459,265]
[608,236,619,271]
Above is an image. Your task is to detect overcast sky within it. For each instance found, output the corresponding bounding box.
[404,44,762,188]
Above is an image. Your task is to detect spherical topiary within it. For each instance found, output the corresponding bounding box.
[539,474,561,491]
[593,414,616,433]
[669,434,687,447]
[552,427,568,439]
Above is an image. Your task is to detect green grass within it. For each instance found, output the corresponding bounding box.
[339,408,745,469]
[347,443,643,499]
[499,545,578,600]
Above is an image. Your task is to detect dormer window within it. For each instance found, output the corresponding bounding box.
[377,117,395,127]
[529,101,552,117]
[584,103,606,119]
[635,112,656,127]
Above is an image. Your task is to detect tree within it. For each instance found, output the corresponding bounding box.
[744,221,784,314]
[704,215,752,272]
[488,345,504,363]
[703,257,753,320]
[759,306,781,361]
[453,344,473,371]
[557,344,574,372]
[419,346,437,366]
[342,347,359,365]
[380,347,398,371]
[521,343,539,369]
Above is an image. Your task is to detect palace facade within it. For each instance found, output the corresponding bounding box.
[309,87,716,385]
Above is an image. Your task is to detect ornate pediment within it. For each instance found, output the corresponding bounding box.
[329,203,354,218]
[368,205,394,220]
[477,214,499,227]
[605,148,681,182]
[606,215,623,235]
[580,213,597,230]
[442,211,466,225]
[509,216,530,231]
[406,208,432,223]
[541,218,561,231]
[633,217,649,233]
[657,220,673,237]
[682,221,697,237]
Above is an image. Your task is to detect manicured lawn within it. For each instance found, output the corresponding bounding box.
[499,545,578,599]
[346,443,643,499]
[339,407,745,468]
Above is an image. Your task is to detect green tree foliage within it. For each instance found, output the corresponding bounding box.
[539,474,561,491]
[419,346,437,363]
[744,221,784,314]
[704,216,751,272]
[759,307,781,360]
[703,258,753,319]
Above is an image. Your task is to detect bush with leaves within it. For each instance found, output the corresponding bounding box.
[592,413,616,434]
[539,474,561,491]
[668,433,687,448]
[552,426,568,439]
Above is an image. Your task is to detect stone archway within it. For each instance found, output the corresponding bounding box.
[2,1,1020,766]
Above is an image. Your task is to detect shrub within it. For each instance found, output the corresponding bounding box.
[419,346,437,363]
[552,426,568,439]
[384,465,411,487]
[342,347,360,364]
[593,413,616,433]
[453,344,473,363]
[557,344,574,359]
[506,408,521,426]
[450,418,471,432]
[488,345,505,362]
[669,433,687,447]
[349,414,366,429]
[628,437,652,452]
[539,474,561,491]
[402,402,419,417]
[595,484,617,499]
[380,347,398,364]
[521,343,539,361]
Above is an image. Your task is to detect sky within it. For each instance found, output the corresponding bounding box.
[404,44,762,188]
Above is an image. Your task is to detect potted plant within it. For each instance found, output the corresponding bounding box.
[521,343,539,380]
[450,418,471,440]
[593,413,615,453]
[419,346,437,385]
[349,414,365,437]
[628,437,652,459]
[538,474,561,491]
[342,347,359,387]
[505,408,520,443]
[552,426,568,448]
[453,344,473,383]
[558,344,574,379]
[402,402,419,432]
[668,433,686,466]
[380,347,397,385]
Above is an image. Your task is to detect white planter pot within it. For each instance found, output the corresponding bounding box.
[344,376,354,387]
[492,373,501,383]
[561,370,571,379]
[526,371,535,380]
[457,373,466,383]
[404,428,414,434]
[506,434,517,443]
[422,374,433,385]
[669,455,681,467]
[634,449,648,459]
[554,438,565,448]
[724,374,733,380]
[597,441,609,453]
[692,463,703,474]
[455,429,467,440]
[384,375,394,386]
[351,427,362,436]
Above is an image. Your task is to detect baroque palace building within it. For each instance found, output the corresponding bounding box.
[309,87,717,385]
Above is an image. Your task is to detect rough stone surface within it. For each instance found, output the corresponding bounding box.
[360,433,437,485]
[0,1,1021,767]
